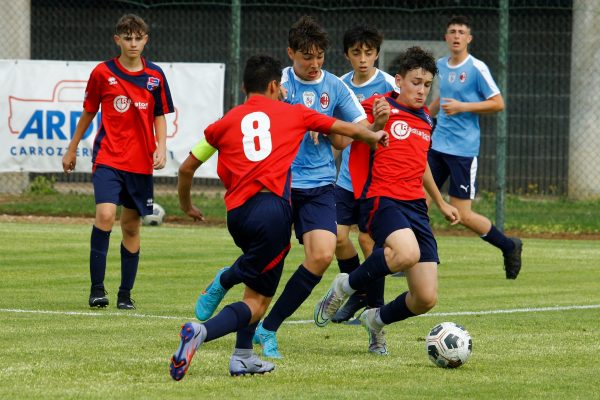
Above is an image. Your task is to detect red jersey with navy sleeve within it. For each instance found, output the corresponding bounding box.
[84,57,174,174]
[349,91,434,201]
[203,95,336,211]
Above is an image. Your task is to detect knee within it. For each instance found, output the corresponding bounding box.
[305,250,334,273]
[412,291,437,314]
[121,220,140,239]
[384,247,420,272]
[335,234,349,249]
[95,209,115,227]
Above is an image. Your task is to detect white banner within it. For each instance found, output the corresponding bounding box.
[0,59,224,178]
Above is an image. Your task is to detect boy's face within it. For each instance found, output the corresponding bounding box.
[395,68,433,109]
[345,43,379,76]
[287,46,324,81]
[444,23,472,53]
[114,31,148,59]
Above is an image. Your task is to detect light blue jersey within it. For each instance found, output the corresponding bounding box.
[282,66,366,189]
[336,68,397,192]
[432,54,500,157]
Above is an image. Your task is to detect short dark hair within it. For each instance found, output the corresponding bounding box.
[446,15,471,31]
[243,55,282,94]
[343,25,384,54]
[394,46,437,77]
[115,14,149,35]
[288,15,329,53]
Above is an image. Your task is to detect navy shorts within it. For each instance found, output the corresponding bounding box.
[227,193,293,297]
[291,184,337,244]
[92,165,153,216]
[360,196,439,263]
[335,185,360,226]
[428,149,477,200]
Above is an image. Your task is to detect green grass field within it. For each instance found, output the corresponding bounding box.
[1,221,599,399]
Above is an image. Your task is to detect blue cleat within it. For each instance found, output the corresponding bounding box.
[169,322,206,381]
[195,267,229,321]
[253,322,283,359]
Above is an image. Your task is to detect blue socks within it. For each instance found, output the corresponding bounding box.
[204,301,252,342]
[119,243,139,294]
[337,254,360,274]
[235,321,258,349]
[348,248,391,292]
[482,225,515,254]
[379,291,415,324]
[90,226,110,288]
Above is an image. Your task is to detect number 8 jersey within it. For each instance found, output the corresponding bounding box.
[203,95,336,211]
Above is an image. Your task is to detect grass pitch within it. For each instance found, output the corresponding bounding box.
[0,221,599,399]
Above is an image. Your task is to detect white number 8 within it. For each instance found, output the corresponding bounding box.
[241,111,272,161]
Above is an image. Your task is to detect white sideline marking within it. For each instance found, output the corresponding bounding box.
[1,304,599,323]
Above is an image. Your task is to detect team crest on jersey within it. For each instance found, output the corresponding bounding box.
[390,120,410,140]
[147,76,160,91]
[448,72,456,83]
[459,72,467,83]
[320,92,330,110]
[303,91,316,107]
[108,76,118,86]
[113,95,131,113]
[356,94,365,102]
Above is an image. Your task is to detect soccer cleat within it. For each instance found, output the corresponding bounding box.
[368,329,389,356]
[195,266,230,320]
[314,273,350,327]
[359,308,385,334]
[253,322,283,359]
[229,352,275,376]
[503,237,523,280]
[117,292,135,310]
[169,322,206,381]
[89,287,109,308]
[331,292,367,323]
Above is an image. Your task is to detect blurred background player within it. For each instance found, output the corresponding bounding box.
[331,25,398,356]
[61,14,174,309]
[314,46,460,354]
[169,54,387,380]
[428,15,522,279]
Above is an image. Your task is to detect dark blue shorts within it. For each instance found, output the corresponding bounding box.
[92,165,153,216]
[335,185,360,226]
[291,184,337,244]
[360,196,439,263]
[227,193,293,297]
[428,149,477,200]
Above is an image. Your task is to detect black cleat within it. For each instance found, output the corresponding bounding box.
[503,237,523,279]
[117,292,136,310]
[89,287,109,308]
[331,292,367,323]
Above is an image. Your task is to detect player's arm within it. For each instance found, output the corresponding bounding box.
[328,120,389,150]
[441,93,504,116]
[423,162,460,225]
[153,115,167,170]
[429,97,441,117]
[62,110,96,173]
[330,97,390,149]
[177,139,217,222]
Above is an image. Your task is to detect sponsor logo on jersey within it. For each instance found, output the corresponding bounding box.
[390,120,430,142]
[303,91,316,108]
[135,102,148,110]
[391,108,400,114]
[459,72,467,83]
[108,76,117,86]
[320,92,330,110]
[113,95,131,113]
[448,72,456,83]
[147,76,160,91]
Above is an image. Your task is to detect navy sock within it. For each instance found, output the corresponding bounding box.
[235,321,258,349]
[379,291,416,324]
[90,226,110,288]
[348,248,390,292]
[220,265,243,290]
[204,301,252,342]
[262,265,321,332]
[366,277,385,308]
[337,254,360,274]
[482,225,515,254]
[119,243,139,294]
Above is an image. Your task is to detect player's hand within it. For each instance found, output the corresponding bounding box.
[185,204,205,222]
[369,130,389,150]
[440,98,465,116]
[62,151,76,174]
[309,131,319,145]
[440,203,461,225]
[372,97,390,129]
[153,147,167,170]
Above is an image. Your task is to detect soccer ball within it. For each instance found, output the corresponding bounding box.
[142,203,166,226]
[426,322,472,368]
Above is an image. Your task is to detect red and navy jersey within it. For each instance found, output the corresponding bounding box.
[350,91,434,201]
[84,57,174,174]
[203,95,336,211]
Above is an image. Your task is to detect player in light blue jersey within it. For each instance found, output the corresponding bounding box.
[330,25,397,355]
[428,15,522,279]
[252,16,390,359]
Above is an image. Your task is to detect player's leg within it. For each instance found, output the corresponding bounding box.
[447,155,522,279]
[118,206,141,309]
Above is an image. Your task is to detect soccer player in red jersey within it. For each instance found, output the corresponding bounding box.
[61,14,174,310]
[314,47,461,351]
[168,55,387,379]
